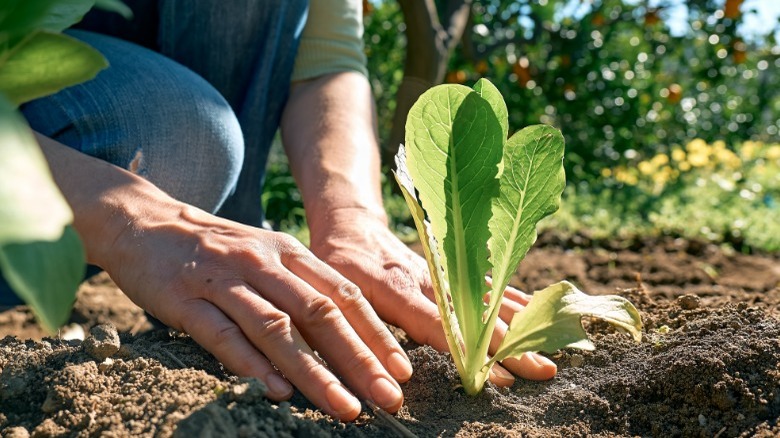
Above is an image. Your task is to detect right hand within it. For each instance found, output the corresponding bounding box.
[100,202,412,421]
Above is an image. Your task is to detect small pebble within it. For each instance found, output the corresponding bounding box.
[82,324,121,361]
[98,358,114,373]
[677,294,700,310]
[698,414,707,426]
[229,377,267,403]
[59,323,85,341]
[569,354,585,368]
[3,426,30,438]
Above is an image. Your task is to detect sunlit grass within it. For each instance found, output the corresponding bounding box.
[265,137,780,252]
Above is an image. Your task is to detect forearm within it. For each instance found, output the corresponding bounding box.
[35,134,184,269]
[280,72,387,236]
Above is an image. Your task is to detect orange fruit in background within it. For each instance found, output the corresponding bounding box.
[644,10,660,26]
[732,38,747,64]
[446,70,467,84]
[591,12,605,26]
[513,61,532,87]
[362,0,373,16]
[667,83,682,104]
[724,0,743,19]
[475,60,489,74]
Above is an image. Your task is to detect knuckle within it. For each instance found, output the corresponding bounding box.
[383,262,419,295]
[329,282,366,313]
[257,312,295,344]
[343,349,377,373]
[300,296,341,327]
[278,236,310,265]
[212,323,244,345]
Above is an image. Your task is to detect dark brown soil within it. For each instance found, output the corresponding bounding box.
[1,236,778,437]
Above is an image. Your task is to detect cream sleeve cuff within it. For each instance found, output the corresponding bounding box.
[291,0,368,82]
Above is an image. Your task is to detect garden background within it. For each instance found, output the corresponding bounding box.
[264,0,780,253]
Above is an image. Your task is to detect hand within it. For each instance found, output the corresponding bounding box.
[309,208,558,387]
[102,203,412,421]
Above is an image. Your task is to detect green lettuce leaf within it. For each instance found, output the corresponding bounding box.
[404,84,504,353]
[393,146,466,377]
[482,125,565,345]
[491,281,643,364]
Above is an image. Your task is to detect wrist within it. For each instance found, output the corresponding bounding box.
[306,203,389,242]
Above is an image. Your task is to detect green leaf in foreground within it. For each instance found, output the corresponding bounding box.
[35,0,96,33]
[0,31,107,106]
[94,0,134,19]
[0,93,86,333]
[0,95,73,244]
[0,226,85,333]
[491,281,643,364]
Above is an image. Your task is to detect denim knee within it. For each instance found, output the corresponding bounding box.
[22,30,244,214]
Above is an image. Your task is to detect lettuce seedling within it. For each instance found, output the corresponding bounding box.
[394,79,642,395]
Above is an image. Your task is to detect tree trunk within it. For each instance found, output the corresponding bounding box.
[382,0,472,171]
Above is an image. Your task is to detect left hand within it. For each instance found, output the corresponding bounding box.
[308,207,558,386]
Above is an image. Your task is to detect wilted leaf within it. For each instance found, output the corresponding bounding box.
[492,281,643,364]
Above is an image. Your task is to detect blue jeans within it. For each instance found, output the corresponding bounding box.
[0,0,309,306]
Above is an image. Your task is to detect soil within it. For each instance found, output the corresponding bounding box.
[1,235,778,437]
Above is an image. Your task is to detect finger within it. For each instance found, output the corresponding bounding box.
[482,279,532,324]
[208,282,363,421]
[284,250,413,383]
[488,362,516,387]
[488,317,557,381]
[241,264,404,414]
[503,284,531,306]
[177,298,293,400]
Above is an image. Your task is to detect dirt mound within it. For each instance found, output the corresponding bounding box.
[1,237,778,437]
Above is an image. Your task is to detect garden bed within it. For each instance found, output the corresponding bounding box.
[1,236,778,437]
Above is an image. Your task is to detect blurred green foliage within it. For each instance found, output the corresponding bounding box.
[546,138,780,251]
[366,0,779,180]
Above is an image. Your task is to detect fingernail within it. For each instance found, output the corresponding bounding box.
[387,351,413,381]
[493,366,515,383]
[369,377,403,411]
[266,373,293,398]
[326,383,361,417]
[528,352,556,367]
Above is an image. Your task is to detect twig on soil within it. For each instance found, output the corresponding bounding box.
[161,348,187,368]
[128,318,146,336]
[364,399,417,438]
[714,426,728,438]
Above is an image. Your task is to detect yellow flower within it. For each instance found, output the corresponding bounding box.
[638,161,654,175]
[614,167,638,185]
[679,161,691,171]
[686,138,708,154]
[766,145,780,161]
[740,140,760,161]
[601,167,612,178]
[688,151,710,167]
[651,153,670,167]
[715,148,741,169]
[671,148,686,162]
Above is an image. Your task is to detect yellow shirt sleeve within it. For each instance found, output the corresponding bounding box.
[291,0,368,81]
